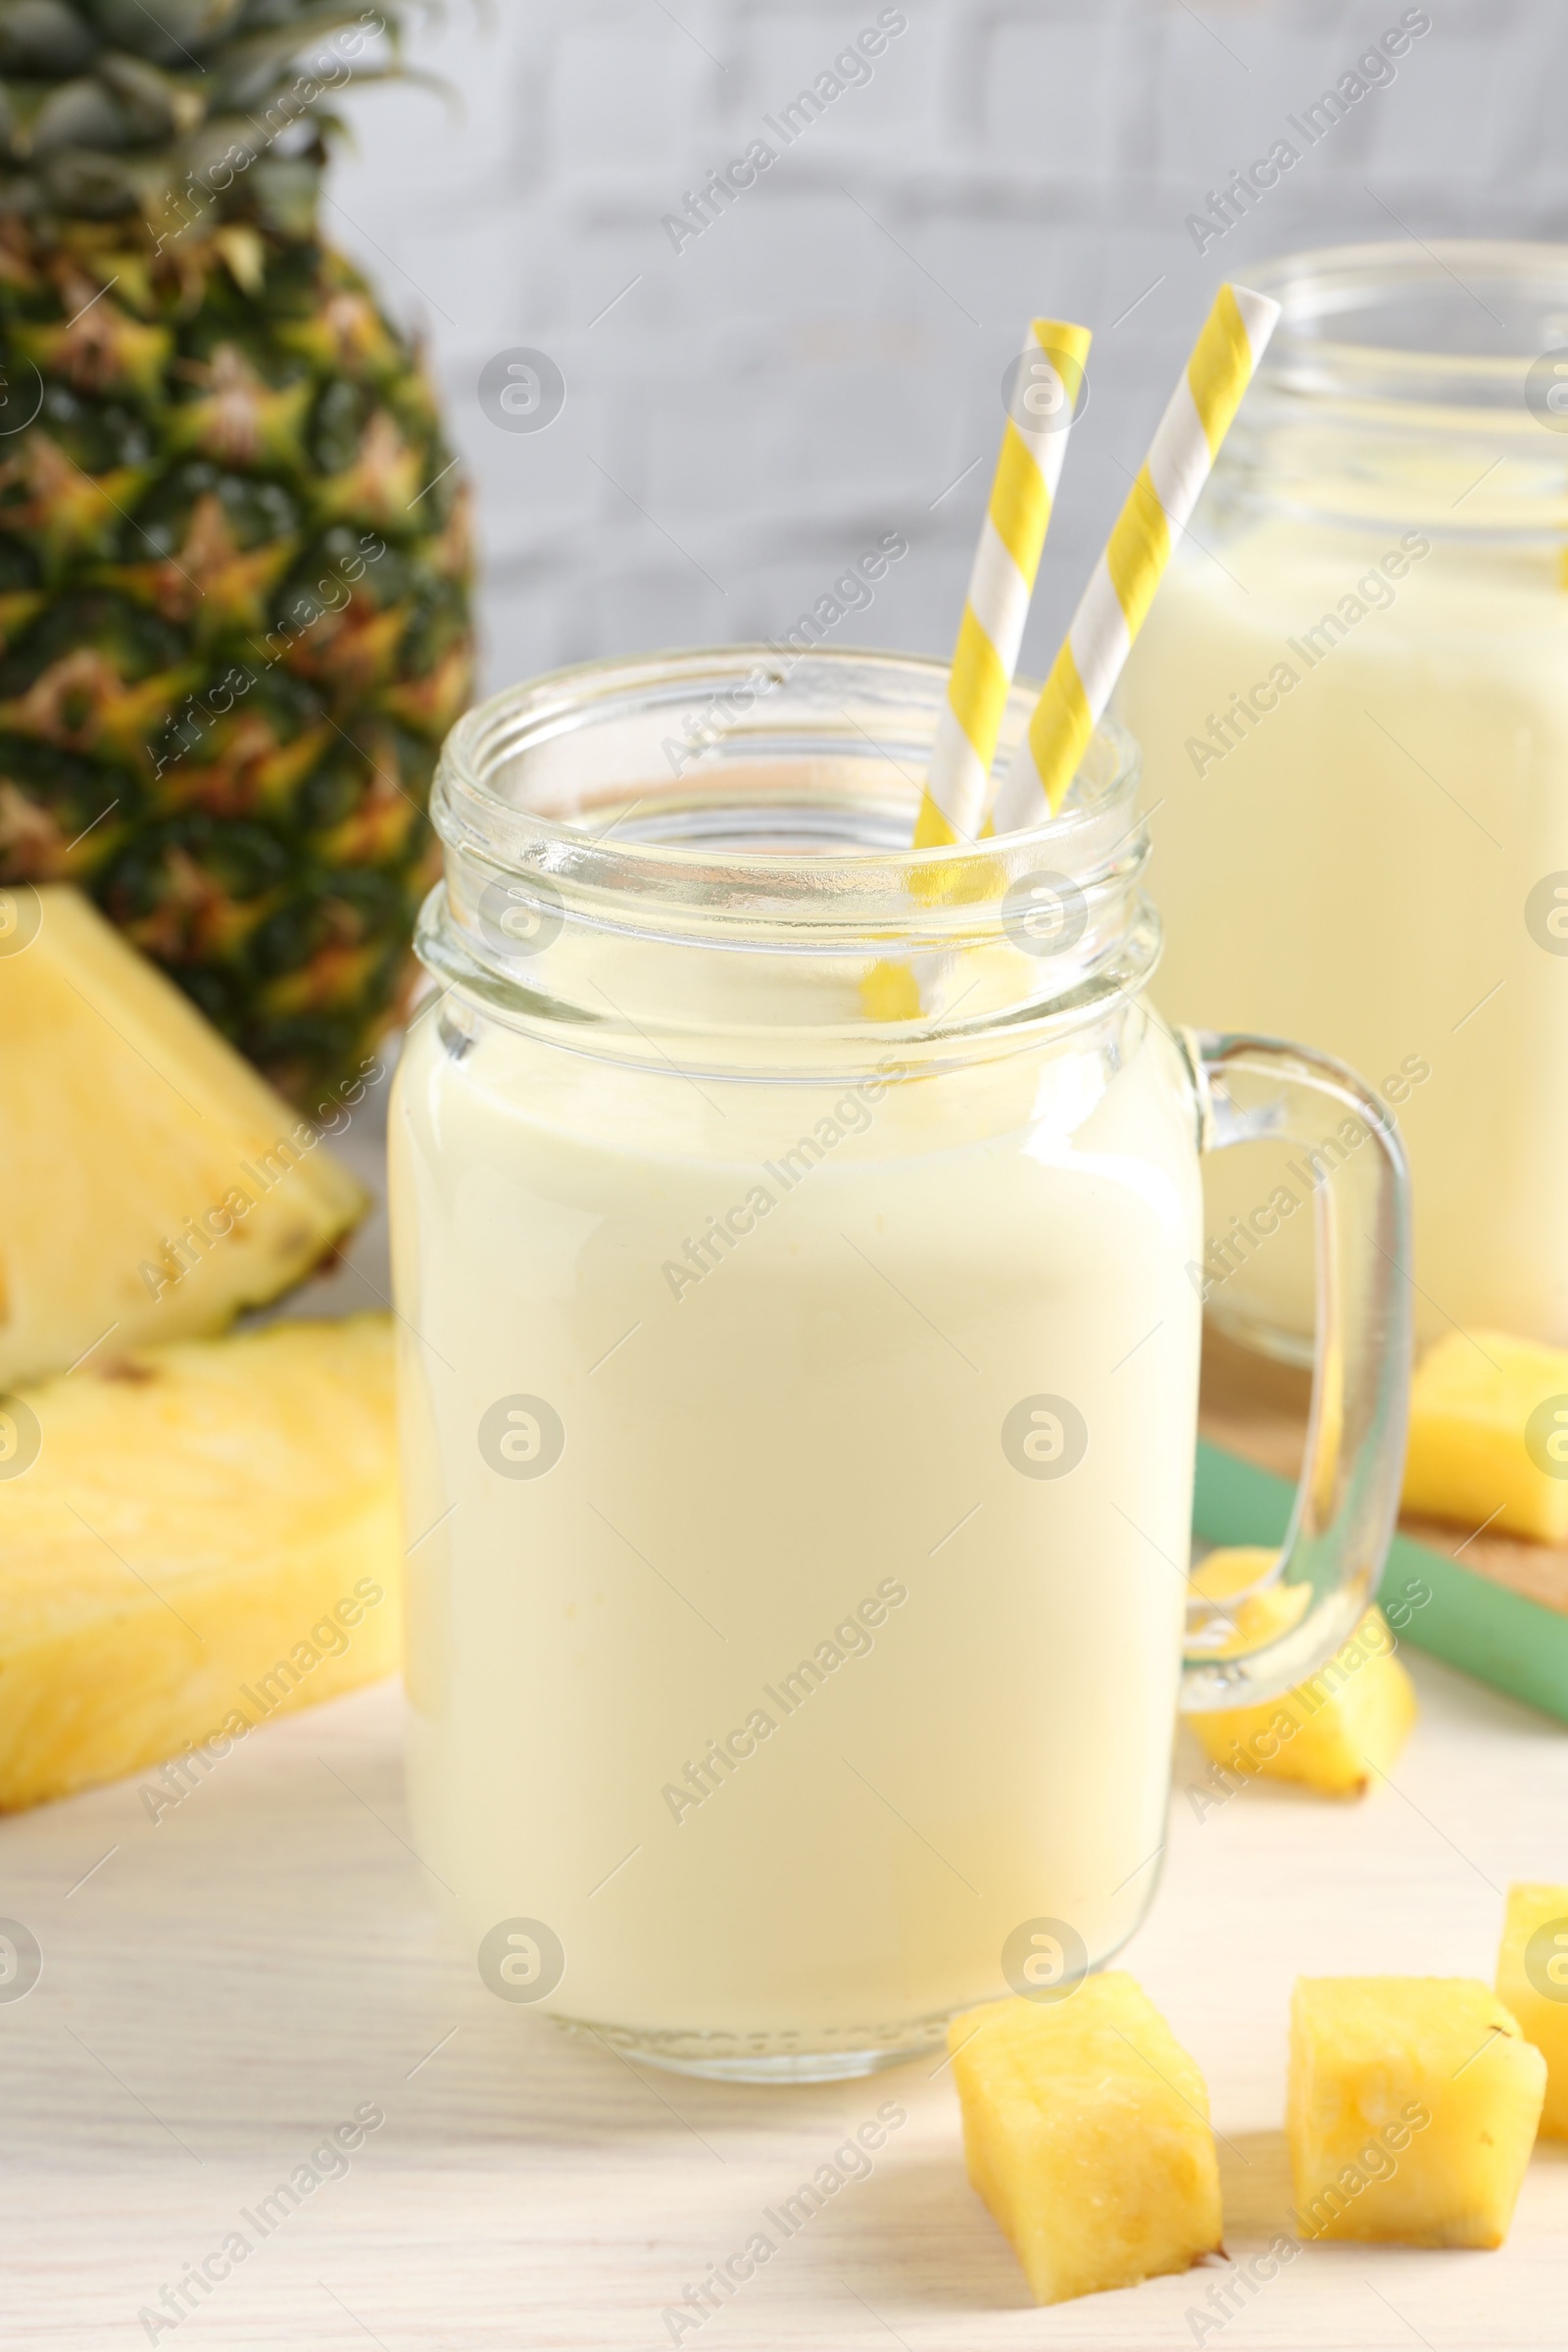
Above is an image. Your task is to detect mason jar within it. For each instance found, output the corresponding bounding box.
[390,646,1409,2081]
[1118,238,1568,1357]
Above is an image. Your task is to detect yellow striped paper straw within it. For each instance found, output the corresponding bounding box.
[914,318,1092,848]
[990,282,1281,832]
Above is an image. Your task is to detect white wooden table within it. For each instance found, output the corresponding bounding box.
[4,1644,1563,2351]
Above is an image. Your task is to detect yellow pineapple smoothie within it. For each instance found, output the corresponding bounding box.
[392,992,1200,2062]
[1121,524,1568,1348]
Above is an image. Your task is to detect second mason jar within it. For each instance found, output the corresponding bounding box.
[1118,237,1568,1355]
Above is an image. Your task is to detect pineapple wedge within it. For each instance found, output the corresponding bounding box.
[1289,1978,1544,2247]
[0,1314,399,1810]
[1188,1594,1417,1798]
[949,1975,1222,2304]
[1402,1327,1568,1543]
[1495,1883,1568,2139]
[0,884,368,1389]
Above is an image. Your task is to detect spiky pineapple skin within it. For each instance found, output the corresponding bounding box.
[0,215,472,1103]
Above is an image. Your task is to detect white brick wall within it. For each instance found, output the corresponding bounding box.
[327,0,1568,698]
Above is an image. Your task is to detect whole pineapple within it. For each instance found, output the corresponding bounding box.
[0,0,472,1103]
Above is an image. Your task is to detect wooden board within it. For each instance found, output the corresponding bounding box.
[1200,1327,1568,1618]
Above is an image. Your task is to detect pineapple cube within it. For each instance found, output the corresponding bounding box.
[0,884,367,1388]
[1188,1599,1417,1798]
[1402,1327,1568,1543]
[1289,1978,1545,2247]
[1495,1883,1568,2139]
[948,1975,1222,2304]
[1188,1544,1309,1659]
[0,1315,400,1809]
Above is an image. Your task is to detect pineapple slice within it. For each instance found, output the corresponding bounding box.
[1188,1592,1417,1798]
[0,1315,399,1810]
[949,1975,1222,2304]
[0,884,368,1389]
[1495,1883,1568,2139]
[1288,1978,1545,2247]
[1402,1327,1568,1543]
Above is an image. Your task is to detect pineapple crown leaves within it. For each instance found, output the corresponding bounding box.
[0,0,440,232]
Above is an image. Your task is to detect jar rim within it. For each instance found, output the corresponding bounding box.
[433,643,1142,915]
[420,646,1157,1072]
[1245,236,1568,407]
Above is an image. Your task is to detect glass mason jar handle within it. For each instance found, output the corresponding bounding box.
[1178,1029,1412,1711]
